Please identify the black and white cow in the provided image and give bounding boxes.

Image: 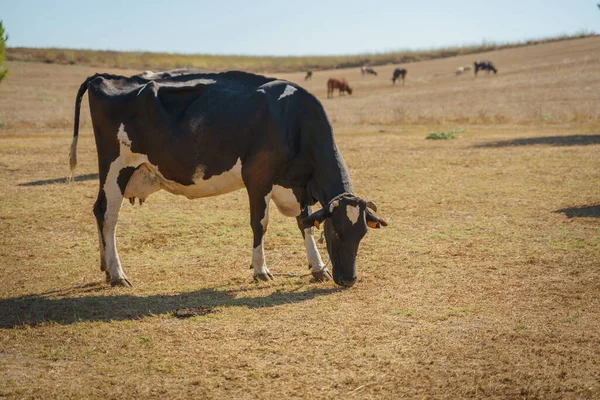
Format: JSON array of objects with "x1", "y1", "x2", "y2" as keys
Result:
[
  {"x1": 473, "y1": 60, "x2": 497, "y2": 76},
  {"x1": 361, "y1": 66, "x2": 377, "y2": 76},
  {"x1": 70, "y1": 71, "x2": 387, "y2": 288},
  {"x1": 392, "y1": 68, "x2": 407, "y2": 84}
]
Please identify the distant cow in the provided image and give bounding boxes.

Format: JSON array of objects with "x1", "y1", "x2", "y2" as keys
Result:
[
  {"x1": 305, "y1": 71, "x2": 312, "y2": 80},
  {"x1": 70, "y1": 71, "x2": 386, "y2": 288},
  {"x1": 392, "y1": 68, "x2": 407, "y2": 84},
  {"x1": 327, "y1": 78, "x2": 353, "y2": 98},
  {"x1": 455, "y1": 66, "x2": 472, "y2": 75},
  {"x1": 361, "y1": 66, "x2": 377, "y2": 76},
  {"x1": 474, "y1": 61, "x2": 497, "y2": 76}
]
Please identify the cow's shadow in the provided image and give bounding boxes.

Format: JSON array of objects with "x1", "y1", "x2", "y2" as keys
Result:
[
  {"x1": 0, "y1": 283, "x2": 338, "y2": 328},
  {"x1": 18, "y1": 173, "x2": 99, "y2": 187},
  {"x1": 474, "y1": 135, "x2": 600, "y2": 148},
  {"x1": 555, "y1": 204, "x2": 600, "y2": 218}
]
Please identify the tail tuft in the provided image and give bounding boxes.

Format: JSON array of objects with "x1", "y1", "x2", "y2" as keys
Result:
[{"x1": 67, "y1": 135, "x2": 78, "y2": 183}]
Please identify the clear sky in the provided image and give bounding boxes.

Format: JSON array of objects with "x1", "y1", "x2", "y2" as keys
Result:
[{"x1": 1, "y1": 0, "x2": 598, "y2": 56}]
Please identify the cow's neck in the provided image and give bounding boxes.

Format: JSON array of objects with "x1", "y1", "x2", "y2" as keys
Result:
[{"x1": 311, "y1": 137, "x2": 353, "y2": 207}]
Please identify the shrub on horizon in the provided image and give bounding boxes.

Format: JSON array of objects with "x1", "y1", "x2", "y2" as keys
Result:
[{"x1": 0, "y1": 21, "x2": 8, "y2": 82}]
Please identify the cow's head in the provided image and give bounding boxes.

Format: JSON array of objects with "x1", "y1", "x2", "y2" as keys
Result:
[
  {"x1": 346, "y1": 86, "x2": 353, "y2": 95},
  {"x1": 302, "y1": 193, "x2": 387, "y2": 287}
]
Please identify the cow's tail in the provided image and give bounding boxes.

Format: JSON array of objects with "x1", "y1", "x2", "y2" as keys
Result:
[{"x1": 69, "y1": 75, "x2": 95, "y2": 182}]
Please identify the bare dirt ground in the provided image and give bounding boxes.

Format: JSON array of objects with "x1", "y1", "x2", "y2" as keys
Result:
[{"x1": 1, "y1": 37, "x2": 599, "y2": 399}]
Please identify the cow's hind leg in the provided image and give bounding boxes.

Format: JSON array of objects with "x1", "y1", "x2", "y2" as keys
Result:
[
  {"x1": 247, "y1": 187, "x2": 273, "y2": 282},
  {"x1": 242, "y1": 162, "x2": 276, "y2": 282},
  {"x1": 93, "y1": 192, "x2": 109, "y2": 282},
  {"x1": 95, "y1": 163, "x2": 134, "y2": 287}
]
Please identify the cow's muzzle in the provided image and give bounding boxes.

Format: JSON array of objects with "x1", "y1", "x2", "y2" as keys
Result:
[{"x1": 334, "y1": 277, "x2": 356, "y2": 288}]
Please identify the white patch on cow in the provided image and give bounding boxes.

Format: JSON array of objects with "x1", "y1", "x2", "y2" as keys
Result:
[
  {"x1": 257, "y1": 89, "x2": 265, "y2": 93},
  {"x1": 261, "y1": 191, "x2": 272, "y2": 230},
  {"x1": 117, "y1": 127, "x2": 132, "y2": 146},
  {"x1": 124, "y1": 164, "x2": 160, "y2": 201},
  {"x1": 178, "y1": 158, "x2": 244, "y2": 199},
  {"x1": 271, "y1": 185, "x2": 301, "y2": 217},
  {"x1": 137, "y1": 81, "x2": 152, "y2": 96},
  {"x1": 304, "y1": 228, "x2": 325, "y2": 272},
  {"x1": 125, "y1": 158, "x2": 245, "y2": 201},
  {"x1": 251, "y1": 243, "x2": 267, "y2": 273},
  {"x1": 329, "y1": 199, "x2": 340, "y2": 214},
  {"x1": 346, "y1": 205, "x2": 360, "y2": 225},
  {"x1": 278, "y1": 84, "x2": 297, "y2": 100},
  {"x1": 195, "y1": 79, "x2": 217, "y2": 85}
]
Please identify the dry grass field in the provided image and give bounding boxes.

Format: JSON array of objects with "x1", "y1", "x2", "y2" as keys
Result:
[
  {"x1": 7, "y1": 33, "x2": 592, "y2": 73},
  {"x1": 1, "y1": 37, "x2": 599, "y2": 399}
]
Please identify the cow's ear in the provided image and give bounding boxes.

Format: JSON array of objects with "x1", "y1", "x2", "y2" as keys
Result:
[
  {"x1": 366, "y1": 209, "x2": 388, "y2": 229},
  {"x1": 301, "y1": 208, "x2": 329, "y2": 230}
]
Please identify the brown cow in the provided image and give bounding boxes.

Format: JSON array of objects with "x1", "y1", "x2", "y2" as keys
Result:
[{"x1": 327, "y1": 78, "x2": 353, "y2": 98}]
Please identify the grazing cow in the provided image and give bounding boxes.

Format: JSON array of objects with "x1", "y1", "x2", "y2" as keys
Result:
[
  {"x1": 361, "y1": 66, "x2": 377, "y2": 76},
  {"x1": 327, "y1": 78, "x2": 353, "y2": 98},
  {"x1": 305, "y1": 71, "x2": 312, "y2": 80},
  {"x1": 474, "y1": 60, "x2": 497, "y2": 76},
  {"x1": 70, "y1": 71, "x2": 386, "y2": 288},
  {"x1": 392, "y1": 68, "x2": 407, "y2": 84},
  {"x1": 455, "y1": 66, "x2": 472, "y2": 75}
]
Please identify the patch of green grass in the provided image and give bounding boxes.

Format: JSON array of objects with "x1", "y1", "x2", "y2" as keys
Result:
[
  {"x1": 426, "y1": 128, "x2": 466, "y2": 140},
  {"x1": 391, "y1": 308, "x2": 415, "y2": 317},
  {"x1": 514, "y1": 324, "x2": 530, "y2": 331},
  {"x1": 426, "y1": 131, "x2": 457, "y2": 140},
  {"x1": 561, "y1": 317, "x2": 580, "y2": 324},
  {"x1": 137, "y1": 336, "x2": 152, "y2": 344}
]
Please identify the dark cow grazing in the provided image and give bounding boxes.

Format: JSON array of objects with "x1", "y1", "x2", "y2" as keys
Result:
[
  {"x1": 474, "y1": 60, "x2": 497, "y2": 76},
  {"x1": 70, "y1": 71, "x2": 386, "y2": 288},
  {"x1": 327, "y1": 78, "x2": 353, "y2": 98},
  {"x1": 305, "y1": 71, "x2": 312, "y2": 80},
  {"x1": 392, "y1": 68, "x2": 407, "y2": 84},
  {"x1": 361, "y1": 66, "x2": 377, "y2": 76}
]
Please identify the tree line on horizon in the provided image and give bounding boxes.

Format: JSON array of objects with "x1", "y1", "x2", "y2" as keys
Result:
[{"x1": 0, "y1": 21, "x2": 8, "y2": 82}]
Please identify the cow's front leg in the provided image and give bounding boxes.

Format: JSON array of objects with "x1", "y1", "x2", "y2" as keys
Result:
[
  {"x1": 296, "y1": 207, "x2": 331, "y2": 282},
  {"x1": 249, "y1": 189, "x2": 273, "y2": 282}
]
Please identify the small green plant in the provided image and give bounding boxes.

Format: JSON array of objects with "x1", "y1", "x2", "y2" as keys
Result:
[
  {"x1": 426, "y1": 131, "x2": 455, "y2": 140},
  {"x1": 426, "y1": 131, "x2": 453, "y2": 140},
  {"x1": 426, "y1": 128, "x2": 467, "y2": 140},
  {"x1": 0, "y1": 20, "x2": 8, "y2": 82}
]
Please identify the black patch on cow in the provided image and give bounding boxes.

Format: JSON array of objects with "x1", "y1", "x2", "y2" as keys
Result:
[
  {"x1": 117, "y1": 167, "x2": 136, "y2": 195},
  {"x1": 93, "y1": 189, "x2": 107, "y2": 248}
]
